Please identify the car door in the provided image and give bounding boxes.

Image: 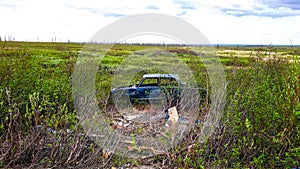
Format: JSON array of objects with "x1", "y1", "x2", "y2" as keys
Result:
[
  {"x1": 136, "y1": 77, "x2": 160, "y2": 101},
  {"x1": 159, "y1": 77, "x2": 180, "y2": 106}
]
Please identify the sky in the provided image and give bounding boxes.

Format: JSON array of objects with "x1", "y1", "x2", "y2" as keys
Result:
[{"x1": 0, "y1": 0, "x2": 300, "y2": 45}]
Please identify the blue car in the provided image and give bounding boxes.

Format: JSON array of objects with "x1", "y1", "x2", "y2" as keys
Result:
[{"x1": 110, "y1": 74, "x2": 182, "y2": 107}]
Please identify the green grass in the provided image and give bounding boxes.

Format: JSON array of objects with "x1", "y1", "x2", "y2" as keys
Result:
[{"x1": 0, "y1": 41, "x2": 299, "y2": 168}]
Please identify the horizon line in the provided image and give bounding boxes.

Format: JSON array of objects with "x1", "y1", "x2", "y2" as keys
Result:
[{"x1": 1, "y1": 40, "x2": 299, "y2": 47}]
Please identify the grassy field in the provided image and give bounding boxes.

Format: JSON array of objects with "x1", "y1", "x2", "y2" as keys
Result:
[{"x1": 0, "y1": 41, "x2": 299, "y2": 168}]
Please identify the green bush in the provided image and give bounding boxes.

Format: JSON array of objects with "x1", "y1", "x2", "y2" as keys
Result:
[{"x1": 0, "y1": 42, "x2": 299, "y2": 168}]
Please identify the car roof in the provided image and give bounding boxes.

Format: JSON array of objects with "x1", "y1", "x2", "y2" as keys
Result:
[{"x1": 143, "y1": 74, "x2": 180, "y2": 80}]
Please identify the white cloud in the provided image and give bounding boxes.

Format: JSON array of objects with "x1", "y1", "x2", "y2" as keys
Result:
[{"x1": 0, "y1": 0, "x2": 299, "y2": 44}]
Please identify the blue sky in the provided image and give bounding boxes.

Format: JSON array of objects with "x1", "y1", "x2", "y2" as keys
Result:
[{"x1": 0, "y1": 0, "x2": 299, "y2": 44}]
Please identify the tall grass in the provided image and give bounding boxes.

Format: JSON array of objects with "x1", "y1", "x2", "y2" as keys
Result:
[
  {"x1": 171, "y1": 47, "x2": 299, "y2": 168},
  {"x1": 0, "y1": 42, "x2": 299, "y2": 168}
]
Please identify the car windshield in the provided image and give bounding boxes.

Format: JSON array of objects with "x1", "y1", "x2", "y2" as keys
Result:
[{"x1": 140, "y1": 78, "x2": 158, "y2": 87}]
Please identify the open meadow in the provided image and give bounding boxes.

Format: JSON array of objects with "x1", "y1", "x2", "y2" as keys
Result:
[{"x1": 0, "y1": 41, "x2": 299, "y2": 168}]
